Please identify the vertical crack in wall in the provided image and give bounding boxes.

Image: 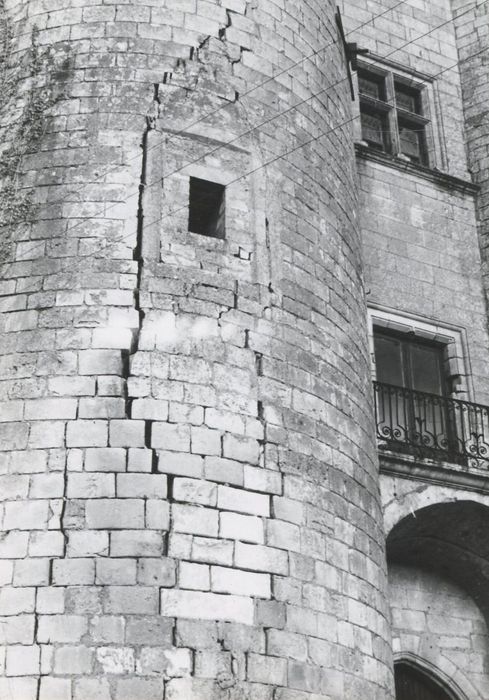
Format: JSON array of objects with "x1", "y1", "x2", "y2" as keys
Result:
[{"x1": 126, "y1": 84, "x2": 162, "y2": 468}]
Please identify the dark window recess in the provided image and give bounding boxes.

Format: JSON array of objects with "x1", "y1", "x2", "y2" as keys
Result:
[
  {"x1": 374, "y1": 330, "x2": 446, "y2": 395},
  {"x1": 395, "y1": 663, "x2": 455, "y2": 700},
  {"x1": 358, "y1": 71, "x2": 386, "y2": 100},
  {"x1": 188, "y1": 177, "x2": 225, "y2": 239}
]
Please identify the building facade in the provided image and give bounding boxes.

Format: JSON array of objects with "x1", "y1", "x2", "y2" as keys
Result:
[{"x1": 0, "y1": 0, "x2": 488, "y2": 698}]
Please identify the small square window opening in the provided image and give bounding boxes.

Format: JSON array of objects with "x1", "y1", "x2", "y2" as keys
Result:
[{"x1": 188, "y1": 177, "x2": 225, "y2": 239}]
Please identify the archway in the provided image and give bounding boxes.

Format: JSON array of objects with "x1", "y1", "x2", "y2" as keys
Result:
[
  {"x1": 387, "y1": 500, "x2": 489, "y2": 623},
  {"x1": 395, "y1": 660, "x2": 459, "y2": 700}
]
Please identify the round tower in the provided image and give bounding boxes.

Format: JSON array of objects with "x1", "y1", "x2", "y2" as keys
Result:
[{"x1": 0, "y1": 1, "x2": 394, "y2": 698}]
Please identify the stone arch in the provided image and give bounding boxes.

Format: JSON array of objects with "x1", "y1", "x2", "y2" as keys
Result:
[
  {"x1": 386, "y1": 499, "x2": 489, "y2": 624},
  {"x1": 393, "y1": 652, "x2": 481, "y2": 700},
  {"x1": 382, "y1": 479, "x2": 489, "y2": 535}
]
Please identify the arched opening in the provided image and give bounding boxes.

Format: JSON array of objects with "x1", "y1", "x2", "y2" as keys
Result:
[
  {"x1": 386, "y1": 500, "x2": 489, "y2": 700},
  {"x1": 395, "y1": 661, "x2": 458, "y2": 700},
  {"x1": 387, "y1": 500, "x2": 489, "y2": 623}
]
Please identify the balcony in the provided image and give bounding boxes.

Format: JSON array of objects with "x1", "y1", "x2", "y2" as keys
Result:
[{"x1": 373, "y1": 381, "x2": 489, "y2": 469}]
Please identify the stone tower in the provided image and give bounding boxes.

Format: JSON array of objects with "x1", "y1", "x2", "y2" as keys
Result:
[{"x1": 0, "y1": 1, "x2": 393, "y2": 699}]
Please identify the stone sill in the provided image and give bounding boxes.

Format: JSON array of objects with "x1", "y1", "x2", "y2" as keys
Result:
[
  {"x1": 355, "y1": 143, "x2": 479, "y2": 196},
  {"x1": 378, "y1": 448, "x2": 489, "y2": 493}
]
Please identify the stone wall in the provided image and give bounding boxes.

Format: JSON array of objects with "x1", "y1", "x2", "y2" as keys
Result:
[
  {"x1": 0, "y1": 1, "x2": 394, "y2": 698},
  {"x1": 389, "y1": 564, "x2": 489, "y2": 699},
  {"x1": 339, "y1": 0, "x2": 489, "y2": 404}
]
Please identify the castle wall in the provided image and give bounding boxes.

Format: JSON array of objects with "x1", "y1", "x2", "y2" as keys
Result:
[
  {"x1": 339, "y1": 0, "x2": 489, "y2": 404},
  {"x1": 389, "y1": 564, "x2": 489, "y2": 700},
  {"x1": 0, "y1": 1, "x2": 394, "y2": 698}
]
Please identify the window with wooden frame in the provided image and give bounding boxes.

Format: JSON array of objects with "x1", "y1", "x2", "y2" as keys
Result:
[{"x1": 357, "y1": 64, "x2": 431, "y2": 166}]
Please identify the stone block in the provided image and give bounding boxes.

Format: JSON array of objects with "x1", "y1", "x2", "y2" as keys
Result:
[
  {"x1": 36, "y1": 588, "x2": 65, "y2": 614},
  {"x1": 66, "y1": 420, "x2": 108, "y2": 447},
  {"x1": 39, "y1": 677, "x2": 71, "y2": 700},
  {"x1": 203, "y1": 455, "x2": 244, "y2": 485},
  {"x1": 125, "y1": 616, "x2": 174, "y2": 645},
  {"x1": 0, "y1": 532, "x2": 29, "y2": 559},
  {"x1": 132, "y1": 398, "x2": 169, "y2": 420},
  {"x1": 179, "y1": 561, "x2": 210, "y2": 590},
  {"x1": 152, "y1": 423, "x2": 190, "y2": 451},
  {"x1": 24, "y1": 398, "x2": 77, "y2": 420},
  {"x1": 96, "y1": 647, "x2": 134, "y2": 674},
  {"x1": 116, "y1": 678, "x2": 164, "y2": 700},
  {"x1": 161, "y1": 589, "x2": 253, "y2": 625},
  {"x1": 137, "y1": 557, "x2": 176, "y2": 586},
  {"x1": 267, "y1": 520, "x2": 301, "y2": 552},
  {"x1": 217, "y1": 485, "x2": 270, "y2": 516},
  {"x1": 0, "y1": 678, "x2": 37, "y2": 700},
  {"x1": 117, "y1": 473, "x2": 167, "y2": 498},
  {"x1": 37, "y1": 615, "x2": 87, "y2": 643},
  {"x1": 54, "y1": 646, "x2": 93, "y2": 674},
  {"x1": 110, "y1": 530, "x2": 164, "y2": 556},
  {"x1": 52, "y1": 558, "x2": 95, "y2": 586},
  {"x1": 191, "y1": 536, "x2": 234, "y2": 565},
  {"x1": 79, "y1": 350, "x2": 122, "y2": 375},
  {"x1": 92, "y1": 327, "x2": 133, "y2": 349},
  {"x1": 85, "y1": 447, "x2": 126, "y2": 471},
  {"x1": 4, "y1": 500, "x2": 49, "y2": 530},
  {"x1": 109, "y1": 419, "x2": 145, "y2": 447},
  {"x1": 86, "y1": 499, "x2": 144, "y2": 529},
  {"x1": 272, "y1": 496, "x2": 304, "y2": 525},
  {"x1": 146, "y1": 499, "x2": 171, "y2": 529},
  {"x1": 78, "y1": 397, "x2": 126, "y2": 419},
  {"x1": 173, "y1": 504, "x2": 219, "y2": 537},
  {"x1": 244, "y1": 465, "x2": 282, "y2": 494},
  {"x1": 67, "y1": 473, "x2": 115, "y2": 498},
  {"x1": 96, "y1": 559, "x2": 137, "y2": 585},
  {"x1": 29, "y1": 473, "x2": 64, "y2": 498},
  {"x1": 0, "y1": 615, "x2": 35, "y2": 644},
  {"x1": 222, "y1": 434, "x2": 260, "y2": 464},
  {"x1": 5, "y1": 644, "x2": 40, "y2": 676},
  {"x1": 105, "y1": 586, "x2": 158, "y2": 614},
  {"x1": 90, "y1": 616, "x2": 125, "y2": 644},
  {"x1": 127, "y1": 448, "x2": 152, "y2": 472},
  {"x1": 0, "y1": 588, "x2": 35, "y2": 615},
  {"x1": 73, "y1": 678, "x2": 111, "y2": 700},
  {"x1": 234, "y1": 542, "x2": 288, "y2": 575},
  {"x1": 219, "y1": 512, "x2": 264, "y2": 543},
  {"x1": 157, "y1": 450, "x2": 203, "y2": 477},
  {"x1": 247, "y1": 653, "x2": 287, "y2": 685},
  {"x1": 13, "y1": 559, "x2": 50, "y2": 586},
  {"x1": 29, "y1": 531, "x2": 65, "y2": 557},
  {"x1": 267, "y1": 629, "x2": 308, "y2": 661},
  {"x1": 173, "y1": 477, "x2": 217, "y2": 506},
  {"x1": 191, "y1": 426, "x2": 221, "y2": 455},
  {"x1": 211, "y1": 566, "x2": 271, "y2": 598}
]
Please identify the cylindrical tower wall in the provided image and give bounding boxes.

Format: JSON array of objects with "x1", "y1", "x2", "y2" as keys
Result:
[{"x1": 0, "y1": 1, "x2": 394, "y2": 698}]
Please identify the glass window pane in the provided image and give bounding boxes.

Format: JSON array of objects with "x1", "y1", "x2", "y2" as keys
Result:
[
  {"x1": 374, "y1": 335, "x2": 404, "y2": 386},
  {"x1": 398, "y1": 119, "x2": 425, "y2": 162},
  {"x1": 409, "y1": 344, "x2": 443, "y2": 395},
  {"x1": 361, "y1": 111, "x2": 387, "y2": 150},
  {"x1": 359, "y1": 72, "x2": 386, "y2": 100},
  {"x1": 395, "y1": 83, "x2": 422, "y2": 114}
]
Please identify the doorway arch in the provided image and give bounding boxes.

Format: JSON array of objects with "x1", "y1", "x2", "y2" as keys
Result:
[{"x1": 395, "y1": 659, "x2": 461, "y2": 700}]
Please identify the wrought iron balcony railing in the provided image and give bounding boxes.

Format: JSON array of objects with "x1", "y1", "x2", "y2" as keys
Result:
[{"x1": 373, "y1": 381, "x2": 489, "y2": 468}]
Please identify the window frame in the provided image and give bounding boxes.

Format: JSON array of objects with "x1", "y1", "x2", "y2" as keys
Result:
[
  {"x1": 355, "y1": 58, "x2": 440, "y2": 168},
  {"x1": 367, "y1": 306, "x2": 473, "y2": 402}
]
